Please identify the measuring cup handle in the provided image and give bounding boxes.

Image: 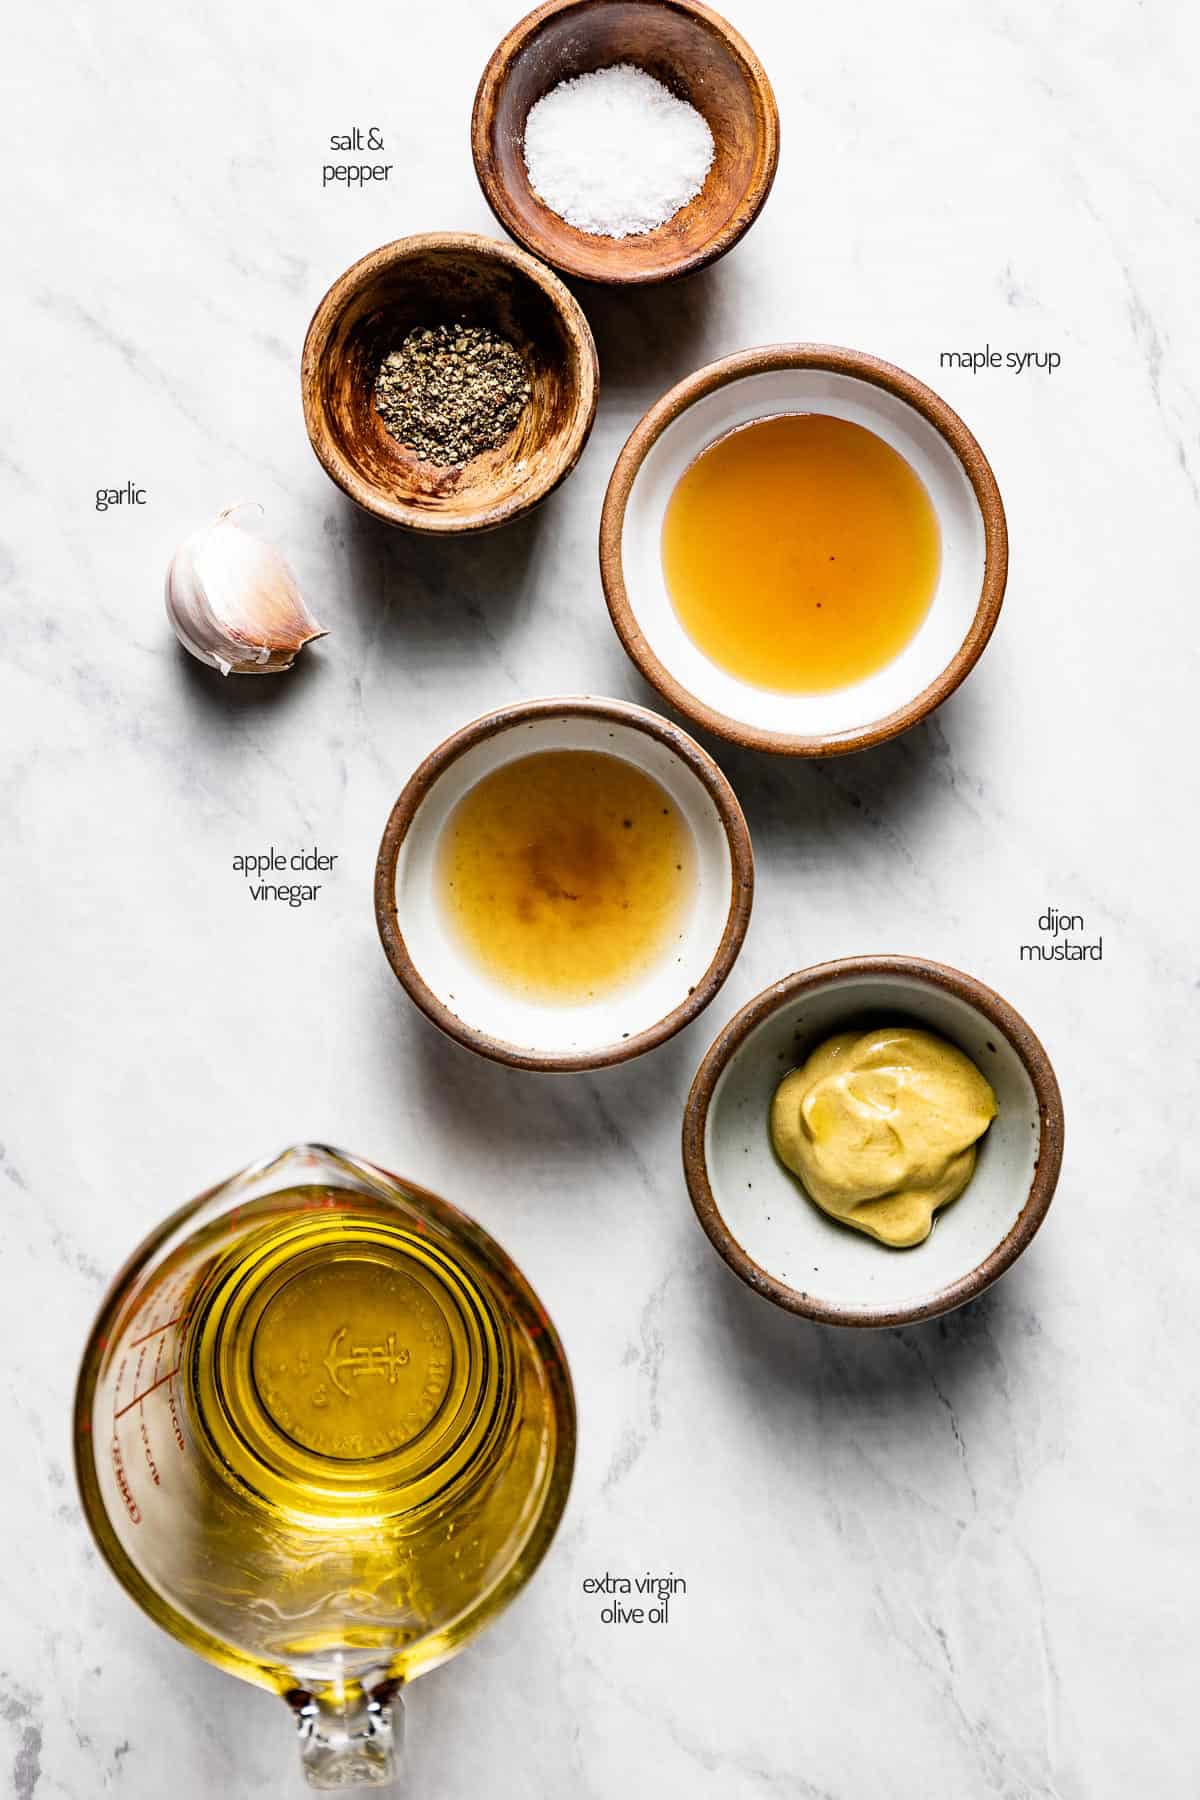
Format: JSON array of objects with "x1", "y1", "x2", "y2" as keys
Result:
[{"x1": 286, "y1": 1679, "x2": 404, "y2": 1790}]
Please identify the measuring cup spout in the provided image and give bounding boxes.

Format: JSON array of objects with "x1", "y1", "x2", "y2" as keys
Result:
[{"x1": 287, "y1": 1679, "x2": 404, "y2": 1790}]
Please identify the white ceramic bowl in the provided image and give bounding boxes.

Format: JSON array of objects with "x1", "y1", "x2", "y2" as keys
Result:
[
  {"x1": 375, "y1": 697, "x2": 754, "y2": 1070},
  {"x1": 600, "y1": 346, "x2": 1008, "y2": 756},
  {"x1": 683, "y1": 958, "x2": 1063, "y2": 1326}
]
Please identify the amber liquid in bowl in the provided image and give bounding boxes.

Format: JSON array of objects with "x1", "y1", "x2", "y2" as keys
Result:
[
  {"x1": 437, "y1": 749, "x2": 694, "y2": 1002},
  {"x1": 661, "y1": 413, "x2": 941, "y2": 693}
]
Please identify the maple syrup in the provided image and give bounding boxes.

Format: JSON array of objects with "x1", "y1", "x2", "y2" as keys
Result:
[{"x1": 661, "y1": 413, "x2": 941, "y2": 693}]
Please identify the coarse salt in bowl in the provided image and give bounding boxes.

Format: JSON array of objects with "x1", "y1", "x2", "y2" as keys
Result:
[
  {"x1": 472, "y1": 0, "x2": 780, "y2": 286},
  {"x1": 523, "y1": 63, "x2": 714, "y2": 239}
]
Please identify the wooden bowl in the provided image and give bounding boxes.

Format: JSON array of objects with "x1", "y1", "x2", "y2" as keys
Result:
[
  {"x1": 301, "y1": 233, "x2": 599, "y2": 534},
  {"x1": 683, "y1": 958, "x2": 1064, "y2": 1327},
  {"x1": 471, "y1": 0, "x2": 779, "y2": 286},
  {"x1": 601, "y1": 345, "x2": 1009, "y2": 755},
  {"x1": 374, "y1": 696, "x2": 754, "y2": 1071}
]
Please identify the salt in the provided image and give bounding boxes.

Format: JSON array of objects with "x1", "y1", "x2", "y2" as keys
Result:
[{"x1": 523, "y1": 63, "x2": 715, "y2": 239}]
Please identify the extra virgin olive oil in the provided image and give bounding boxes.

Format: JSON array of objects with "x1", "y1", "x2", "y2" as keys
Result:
[
  {"x1": 661, "y1": 413, "x2": 941, "y2": 693},
  {"x1": 76, "y1": 1166, "x2": 573, "y2": 1698},
  {"x1": 437, "y1": 750, "x2": 694, "y2": 1001}
]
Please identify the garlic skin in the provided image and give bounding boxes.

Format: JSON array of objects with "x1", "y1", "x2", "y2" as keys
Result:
[{"x1": 165, "y1": 505, "x2": 326, "y2": 676}]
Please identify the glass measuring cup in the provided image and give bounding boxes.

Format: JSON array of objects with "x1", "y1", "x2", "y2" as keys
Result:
[{"x1": 73, "y1": 1144, "x2": 575, "y2": 1790}]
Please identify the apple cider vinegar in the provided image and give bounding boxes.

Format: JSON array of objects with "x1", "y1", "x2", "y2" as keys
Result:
[{"x1": 437, "y1": 750, "x2": 694, "y2": 1002}]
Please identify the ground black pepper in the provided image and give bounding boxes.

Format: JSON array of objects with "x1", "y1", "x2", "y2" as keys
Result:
[{"x1": 373, "y1": 323, "x2": 531, "y2": 466}]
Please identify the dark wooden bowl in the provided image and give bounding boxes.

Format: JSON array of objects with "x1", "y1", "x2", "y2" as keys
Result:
[
  {"x1": 301, "y1": 233, "x2": 599, "y2": 534},
  {"x1": 471, "y1": 0, "x2": 780, "y2": 286}
]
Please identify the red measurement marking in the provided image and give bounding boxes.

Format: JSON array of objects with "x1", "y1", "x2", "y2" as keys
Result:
[
  {"x1": 113, "y1": 1363, "x2": 181, "y2": 1421},
  {"x1": 166, "y1": 1379, "x2": 186, "y2": 1454},
  {"x1": 110, "y1": 1435, "x2": 141, "y2": 1524},
  {"x1": 140, "y1": 1412, "x2": 161, "y2": 1487},
  {"x1": 127, "y1": 1316, "x2": 181, "y2": 1347}
]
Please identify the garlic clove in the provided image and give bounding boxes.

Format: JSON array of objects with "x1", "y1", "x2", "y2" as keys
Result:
[{"x1": 165, "y1": 505, "x2": 327, "y2": 676}]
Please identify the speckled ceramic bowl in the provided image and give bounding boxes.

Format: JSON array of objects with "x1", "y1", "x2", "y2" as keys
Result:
[
  {"x1": 601, "y1": 345, "x2": 1008, "y2": 755},
  {"x1": 375, "y1": 697, "x2": 754, "y2": 1071},
  {"x1": 683, "y1": 958, "x2": 1063, "y2": 1326}
]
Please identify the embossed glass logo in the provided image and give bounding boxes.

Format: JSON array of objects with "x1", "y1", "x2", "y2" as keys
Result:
[{"x1": 315, "y1": 1326, "x2": 412, "y2": 1405}]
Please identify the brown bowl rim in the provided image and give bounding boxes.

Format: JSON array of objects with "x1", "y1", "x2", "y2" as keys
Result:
[
  {"x1": 599, "y1": 344, "x2": 1009, "y2": 753},
  {"x1": 374, "y1": 695, "x2": 755, "y2": 1071},
  {"x1": 300, "y1": 231, "x2": 600, "y2": 535},
  {"x1": 470, "y1": 0, "x2": 781, "y2": 287},
  {"x1": 682, "y1": 955, "x2": 1064, "y2": 1326}
]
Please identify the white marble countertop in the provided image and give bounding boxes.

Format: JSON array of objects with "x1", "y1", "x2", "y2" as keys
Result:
[{"x1": 3, "y1": 0, "x2": 1196, "y2": 1794}]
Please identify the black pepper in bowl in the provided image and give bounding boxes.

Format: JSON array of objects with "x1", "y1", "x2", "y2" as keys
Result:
[{"x1": 373, "y1": 322, "x2": 531, "y2": 466}]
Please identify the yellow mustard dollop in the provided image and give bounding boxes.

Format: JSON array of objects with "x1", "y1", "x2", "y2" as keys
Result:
[{"x1": 770, "y1": 1027, "x2": 998, "y2": 1248}]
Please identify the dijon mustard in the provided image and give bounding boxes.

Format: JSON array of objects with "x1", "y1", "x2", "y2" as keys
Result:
[{"x1": 770, "y1": 1027, "x2": 998, "y2": 1248}]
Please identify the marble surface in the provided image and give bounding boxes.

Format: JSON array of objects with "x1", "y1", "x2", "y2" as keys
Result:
[{"x1": 3, "y1": 0, "x2": 1196, "y2": 1794}]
